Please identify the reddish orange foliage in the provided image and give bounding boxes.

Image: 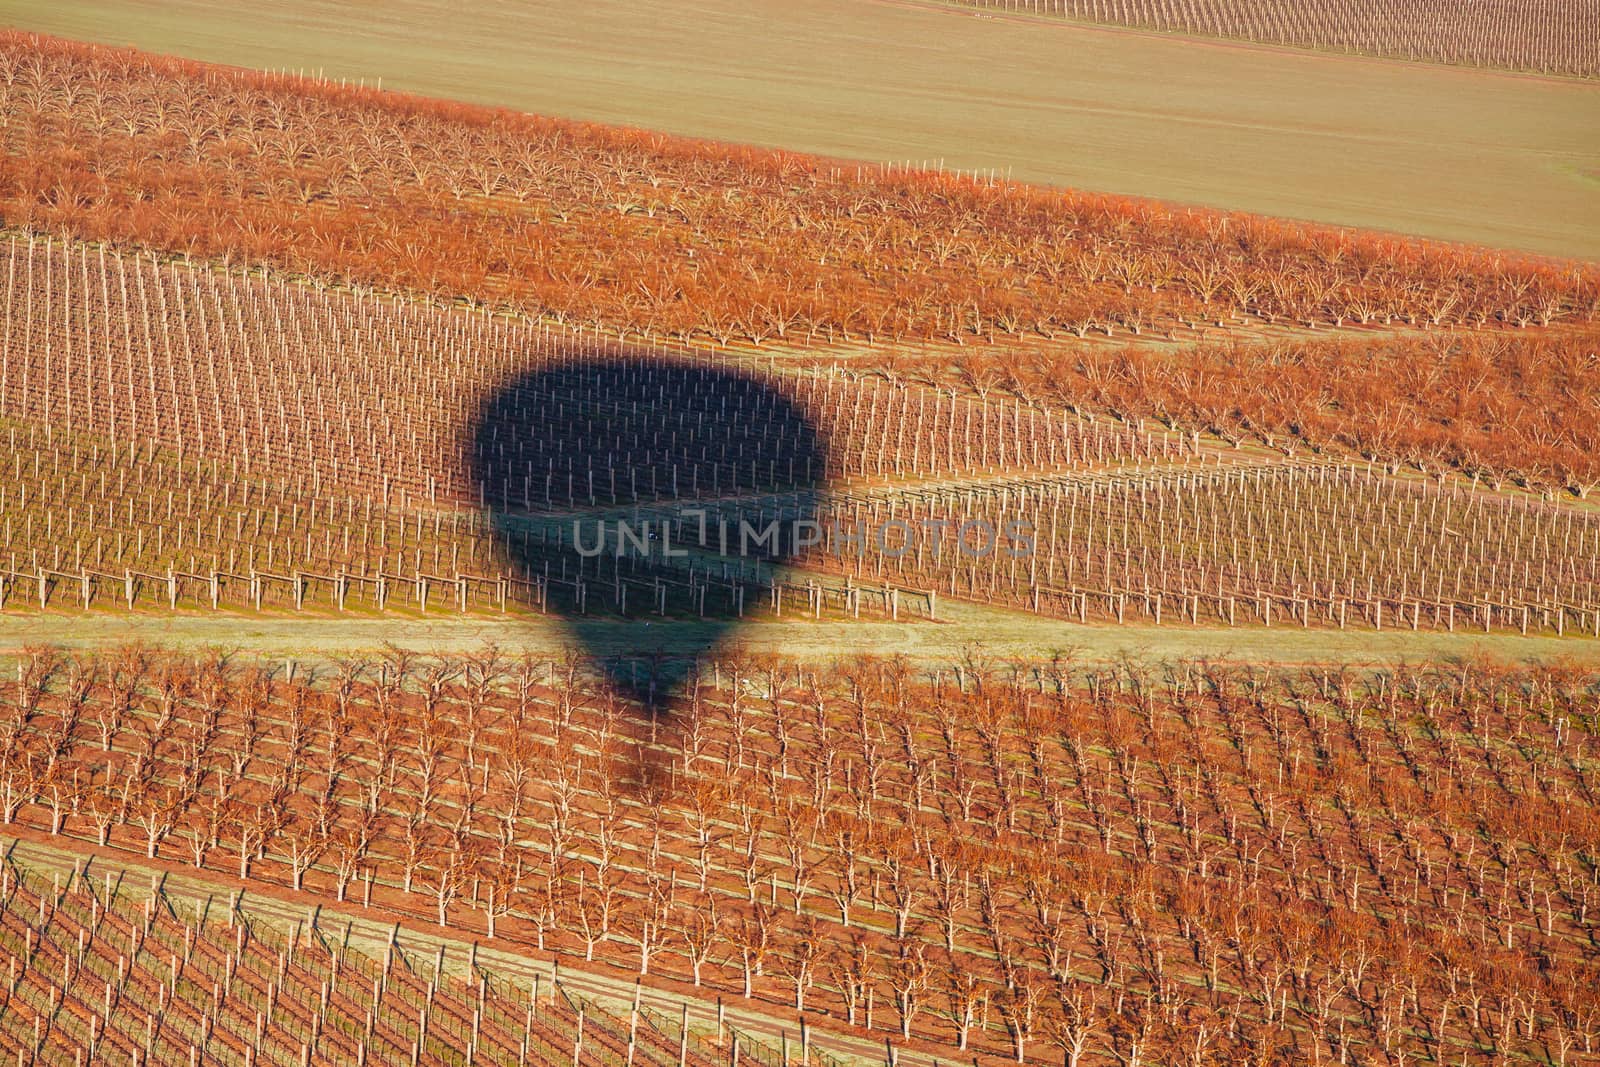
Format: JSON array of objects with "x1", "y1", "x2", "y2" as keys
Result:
[
  {"x1": 910, "y1": 328, "x2": 1600, "y2": 497},
  {"x1": 2, "y1": 32, "x2": 1595, "y2": 351}
]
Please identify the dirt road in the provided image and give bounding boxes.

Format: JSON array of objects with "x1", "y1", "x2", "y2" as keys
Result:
[{"x1": 9, "y1": 600, "x2": 1595, "y2": 665}]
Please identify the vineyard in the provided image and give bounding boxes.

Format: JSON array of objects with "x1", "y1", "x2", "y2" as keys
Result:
[
  {"x1": 4, "y1": 29, "x2": 1598, "y2": 507},
  {"x1": 0, "y1": 237, "x2": 1182, "y2": 508},
  {"x1": 920, "y1": 328, "x2": 1600, "y2": 497},
  {"x1": 0, "y1": 648, "x2": 1593, "y2": 1064},
  {"x1": 0, "y1": 849, "x2": 753, "y2": 1067},
  {"x1": 0, "y1": 234, "x2": 1593, "y2": 635},
  {"x1": 0, "y1": 18, "x2": 1597, "y2": 1067},
  {"x1": 949, "y1": 0, "x2": 1600, "y2": 78},
  {"x1": 817, "y1": 462, "x2": 1600, "y2": 634},
  {"x1": 2, "y1": 32, "x2": 1595, "y2": 355}
]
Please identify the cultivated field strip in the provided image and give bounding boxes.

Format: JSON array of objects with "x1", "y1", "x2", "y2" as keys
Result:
[
  {"x1": 0, "y1": 854, "x2": 719, "y2": 1066},
  {"x1": 914, "y1": 327, "x2": 1600, "y2": 498},
  {"x1": 0, "y1": 236, "x2": 1185, "y2": 509},
  {"x1": 2, "y1": 32, "x2": 1592, "y2": 356},
  {"x1": 951, "y1": 0, "x2": 1600, "y2": 78},
  {"x1": 0, "y1": 426, "x2": 928, "y2": 621},
  {"x1": 802, "y1": 463, "x2": 1600, "y2": 634},
  {"x1": 0, "y1": 650, "x2": 1592, "y2": 1063},
  {"x1": 1, "y1": 408, "x2": 1593, "y2": 632},
  {"x1": 2, "y1": 235, "x2": 1596, "y2": 632}
]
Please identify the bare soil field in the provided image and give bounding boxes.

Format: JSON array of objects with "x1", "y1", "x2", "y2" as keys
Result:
[{"x1": 1, "y1": 0, "x2": 1596, "y2": 257}]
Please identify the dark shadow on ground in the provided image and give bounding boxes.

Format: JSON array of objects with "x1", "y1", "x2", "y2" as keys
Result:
[{"x1": 470, "y1": 353, "x2": 828, "y2": 766}]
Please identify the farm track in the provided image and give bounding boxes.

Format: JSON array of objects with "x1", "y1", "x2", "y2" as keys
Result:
[{"x1": 4, "y1": 601, "x2": 1597, "y2": 665}]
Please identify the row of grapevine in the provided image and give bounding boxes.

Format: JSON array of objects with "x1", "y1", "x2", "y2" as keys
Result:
[
  {"x1": 801, "y1": 462, "x2": 1600, "y2": 634},
  {"x1": 0, "y1": 423, "x2": 941, "y2": 621},
  {"x1": 1, "y1": 405, "x2": 1591, "y2": 632}
]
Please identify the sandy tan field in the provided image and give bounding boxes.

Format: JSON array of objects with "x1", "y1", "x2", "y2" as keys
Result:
[{"x1": 2, "y1": 0, "x2": 1595, "y2": 258}]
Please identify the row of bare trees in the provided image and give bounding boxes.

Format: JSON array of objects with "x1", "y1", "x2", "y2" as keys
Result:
[{"x1": 0, "y1": 645, "x2": 1594, "y2": 1064}]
